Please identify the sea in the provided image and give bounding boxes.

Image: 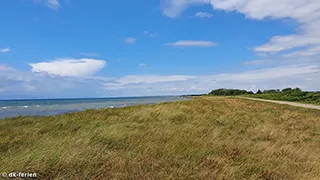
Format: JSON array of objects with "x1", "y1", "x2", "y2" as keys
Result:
[{"x1": 0, "y1": 96, "x2": 187, "y2": 119}]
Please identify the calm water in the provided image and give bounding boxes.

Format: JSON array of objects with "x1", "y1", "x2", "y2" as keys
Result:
[{"x1": 0, "y1": 96, "x2": 187, "y2": 119}]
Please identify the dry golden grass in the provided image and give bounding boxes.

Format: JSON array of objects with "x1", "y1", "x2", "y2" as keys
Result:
[{"x1": 1, "y1": 97, "x2": 320, "y2": 179}]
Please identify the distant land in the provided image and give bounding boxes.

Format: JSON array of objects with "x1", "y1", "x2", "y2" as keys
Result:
[{"x1": 183, "y1": 87, "x2": 320, "y2": 105}]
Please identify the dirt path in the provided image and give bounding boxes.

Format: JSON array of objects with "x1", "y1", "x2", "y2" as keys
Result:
[{"x1": 237, "y1": 97, "x2": 320, "y2": 110}]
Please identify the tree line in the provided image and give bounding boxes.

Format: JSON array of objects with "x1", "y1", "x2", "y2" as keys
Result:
[
  {"x1": 208, "y1": 88, "x2": 320, "y2": 105},
  {"x1": 209, "y1": 88, "x2": 254, "y2": 96}
]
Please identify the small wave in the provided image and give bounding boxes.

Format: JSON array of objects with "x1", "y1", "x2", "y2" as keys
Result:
[
  {"x1": 36, "y1": 105, "x2": 40, "y2": 107},
  {"x1": 2, "y1": 106, "x2": 9, "y2": 109},
  {"x1": 109, "y1": 106, "x2": 114, "y2": 108},
  {"x1": 23, "y1": 106, "x2": 28, "y2": 108}
]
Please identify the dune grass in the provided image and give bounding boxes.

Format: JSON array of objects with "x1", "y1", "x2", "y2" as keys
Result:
[{"x1": 1, "y1": 97, "x2": 320, "y2": 179}]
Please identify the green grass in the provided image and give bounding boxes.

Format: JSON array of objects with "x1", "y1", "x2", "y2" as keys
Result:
[{"x1": 1, "y1": 97, "x2": 320, "y2": 179}]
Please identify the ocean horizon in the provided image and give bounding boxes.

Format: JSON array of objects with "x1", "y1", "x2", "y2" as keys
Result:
[{"x1": 0, "y1": 96, "x2": 187, "y2": 119}]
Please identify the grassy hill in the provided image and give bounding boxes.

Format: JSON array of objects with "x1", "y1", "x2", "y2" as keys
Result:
[{"x1": 1, "y1": 97, "x2": 320, "y2": 179}]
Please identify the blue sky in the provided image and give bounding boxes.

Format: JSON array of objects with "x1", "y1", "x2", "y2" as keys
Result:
[{"x1": 0, "y1": 0, "x2": 319, "y2": 99}]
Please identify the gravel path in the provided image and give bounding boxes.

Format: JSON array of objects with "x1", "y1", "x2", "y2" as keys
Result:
[{"x1": 238, "y1": 97, "x2": 320, "y2": 110}]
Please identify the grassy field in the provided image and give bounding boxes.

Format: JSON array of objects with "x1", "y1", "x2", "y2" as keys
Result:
[{"x1": 1, "y1": 97, "x2": 320, "y2": 179}]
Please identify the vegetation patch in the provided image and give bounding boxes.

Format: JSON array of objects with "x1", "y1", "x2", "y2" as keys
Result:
[{"x1": 205, "y1": 87, "x2": 320, "y2": 105}]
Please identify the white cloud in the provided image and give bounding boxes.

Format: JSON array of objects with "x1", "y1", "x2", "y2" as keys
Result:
[
  {"x1": 0, "y1": 48, "x2": 10, "y2": 53},
  {"x1": 0, "y1": 64, "x2": 13, "y2": 71},
  {"x1": 282, "y1": 46, "x2": 320, "y2": 57},
  {"x1": 161, "y1": 0, "x2": 209, "y2": 18},
  {"x1": 213, "y1": 65, "x2": 319, "y2": 82},
  {"x1": 47, "y1": 0, "x2": 60, "y2": 9},
  {"x1": 242, "y1": 59, "x2": 274, "y2": 65},
  {"x1": 139, "y1": 63, "x2": 147, "y2": 68},
  {"x1": 159, "y1": 86, "x2": 210, "y2": 92},
  {"x1": 33, "y1": 0, "x2": 60, "y2": 10},
  {"x1": 124, "y1": 37, "x2": 137, "y2": 44},
  {"x1": 195, "y1": 12, "x2": 213, "y2": 18},
  {"x1": 23, "y1": 84, "x2": 36, "y2": 91},
  {"x1": 165, "y1": 40, "x2": 218, "y2": 47},
  {"x1": 102, "y1": 65, "x2": 320, "y2": 94},
  {"x1": 257, "y1": 53, "x2": 268, "y2": 57},
  {"x1": 162, "y1": 0, "x2": 320, "y2": 20},
  {"x1": 29, "y1": 58, "x2": 106, "y2": 77},
  {"x1": 161, "y1": 0, "x2": 320, "y2": 55},
  {"x1": 254, "y1": 35, "x2": 320, "y2": 53},
  {"x1": 0, "y1": 66, "x2": 107, "y2": 99},
  {"x1": 103, "y1": 75, "x2": 196, "y2": 91},
  {"x1": 144, "y1": 31, "x2": 158, "y2": 37},
  {"x1": 79, "y1": 52, "x2": 100, "y2": 57},
  {"x1": 117, "y1": 75, "x2": 196, "y2": 84}
]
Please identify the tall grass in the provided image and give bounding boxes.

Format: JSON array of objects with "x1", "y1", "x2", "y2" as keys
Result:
[{"x1": 1, "y1": 97, "x2": 320, "y2": 179}]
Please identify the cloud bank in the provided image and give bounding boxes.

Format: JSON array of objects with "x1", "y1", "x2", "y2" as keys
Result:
[
  {"x1": 165, "y1": 40, "x2": 218, "y2": 47},
  {"x1": 33, "y1": 0, "x2": 60, "y2": 10},
  {"x1": 161, "y1": 0, "x2": 320, "y2": 57},
  {"x1": 124, "y1": 38, "x2": 137, "y2": 44},
  {"x1": 1, "y1": 63, "x2": 319, "y2": 99},
  {"x1": 195, "y1": 12, "x2": 213, "y2": 18},
  {"x1": 29, "y1": 58, "x2": 106, "y2": 77},
  {"x1": 0, "y1": 48, "x2": 10, "y2": 53}
]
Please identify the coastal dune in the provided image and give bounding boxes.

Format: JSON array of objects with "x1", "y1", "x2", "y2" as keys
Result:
[{"x1": 1, "y1": 96, "x2": 320, "y2": 179}]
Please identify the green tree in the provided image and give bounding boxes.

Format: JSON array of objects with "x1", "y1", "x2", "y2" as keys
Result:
[
  {"x1": 256, "y1": 90, "x2": 262, "y2": 94},
  {"x1": 282, "y1": 88, "x2": 293, "y2": 93}
]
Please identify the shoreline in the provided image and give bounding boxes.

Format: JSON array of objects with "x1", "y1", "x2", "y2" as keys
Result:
[{"x1": 0, "y1": 97, "x2": 191, "y2": 120}]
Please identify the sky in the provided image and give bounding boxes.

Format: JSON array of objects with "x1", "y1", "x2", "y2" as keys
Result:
[{"x1": 0, "y1": 0, "x2": 319, "y2": 99}]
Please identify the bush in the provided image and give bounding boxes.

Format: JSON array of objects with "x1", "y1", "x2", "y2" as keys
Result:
[{"x1": 209, "y1": 89, "x2": 250, "y2": 96}]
